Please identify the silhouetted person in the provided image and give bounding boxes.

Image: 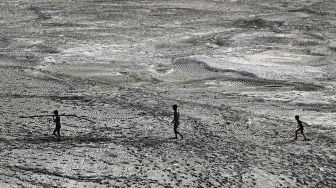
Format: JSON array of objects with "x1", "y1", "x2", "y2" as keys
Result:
[
  {"x1": 53, "y1": 110, "x2": 61, "y2": 139},
  {"x1": 172, "y1": 104, "x2": 183, "y2": 139},
  {"x1": 295, "y1": 115, "x2": 308, "y2": 140}
]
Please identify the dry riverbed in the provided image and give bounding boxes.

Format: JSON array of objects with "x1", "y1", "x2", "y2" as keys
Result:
[{"x1": 1, "y1": 0, "x2": 336, "y2": 187}]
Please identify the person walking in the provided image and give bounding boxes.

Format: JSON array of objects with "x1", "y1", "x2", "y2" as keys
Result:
[
  {"x1": 172, "y1": 104, "x2": 183, "y2": 139},
  {"x1": 53, "y1": 110, "x2": 61, "y2": 139},
  {"x1": 294, "y1": 115, "x2": 308, "y2": 140}
]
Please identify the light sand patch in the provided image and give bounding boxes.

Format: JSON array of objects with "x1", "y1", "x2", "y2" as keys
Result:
[{"x1": 242, "y1": 168, "x2": 296, "y2": 187}]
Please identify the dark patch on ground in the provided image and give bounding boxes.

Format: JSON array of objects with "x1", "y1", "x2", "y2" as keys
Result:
[
  {"x1": 41, "y1": 22, "x2": 86, "y2": 28},
  {"x1": 214, "y1": 37, "x2": 233, "y2": 47},
  {"x1": 234, "y1": 18, "x2": 285, "y2": 31},
  {"x1": 33, "y1": 44, "x2": 59, "y2": 54},
  {"x1": 174, "y1": 58, "x2": 257, "y2": 78},
  {"x1": 294, "y1": 103, "x2": 336, "y2": 113},
  {"x1": 0, "y1": 37, "x2": 10, "y2": 48},
  {"x1": 288, "y1": 7, "x2": 330, "y2": 16},
  {"x1": 28, "y1": 6, "x2": 52, "y2": 20},
  {"x1": 0, "y1": 53, "x2": 40, "y2": 64}
]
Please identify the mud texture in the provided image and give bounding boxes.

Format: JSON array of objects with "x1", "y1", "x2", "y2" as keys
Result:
[{"x1": 1, "y1": 0, "x2": 336, "y2": 187}]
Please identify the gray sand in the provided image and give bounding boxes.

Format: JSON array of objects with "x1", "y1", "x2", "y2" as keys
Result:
[{"x1": 1, "y1": 0, "x2": 336, "y2": 187}]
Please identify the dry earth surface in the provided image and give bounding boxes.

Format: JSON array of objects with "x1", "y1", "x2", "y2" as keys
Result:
[{"x1": 0, "y1": 0, "x2": 336, "y2": 187}]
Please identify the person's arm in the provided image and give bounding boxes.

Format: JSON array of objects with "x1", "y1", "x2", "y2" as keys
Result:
[{"x1": 303, "y1": 121, "x2": 309, "y2": 126}]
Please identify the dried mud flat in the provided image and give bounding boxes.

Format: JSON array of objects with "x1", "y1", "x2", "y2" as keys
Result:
[{"x1": 1, "y1": 0, "x2": 336, "y2": 187}]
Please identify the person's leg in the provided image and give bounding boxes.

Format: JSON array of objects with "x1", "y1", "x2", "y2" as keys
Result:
[
  {"x1": 176, "y1": 122, "x2": 183, "y2": 139},
  {"x1": 301, "y1": 129, "x2": 307, "y2": 140},
  {"x1": 177, "y1": 131, "x2": 183, "y2": 139},
  {"x1": 174, "y1": 125, "x2": 178, "y2": 139},
  {"x1": 57, "y1": 129, "x2": 61, "y2": 138},
  {"x1": 53, "y1": 128, "x2": 57, "y2": 137},
  {"x1": 295, "y1": 129, "x2": 299, "y2": 139}
]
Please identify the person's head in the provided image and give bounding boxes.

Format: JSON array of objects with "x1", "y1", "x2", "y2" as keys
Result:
[
  {"x1": 54, "y1": 110, "x2": 59, "y2": 116},
  {"x1": 295, "y1": 115, "x2": 299, "y2": 120},
  {"x1": 173, "y1": 104, "x2": 178, "y2": 110}
]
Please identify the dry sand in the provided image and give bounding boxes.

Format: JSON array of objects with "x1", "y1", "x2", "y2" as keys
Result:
[{"x1": 1, "y1": 0, "x2": 336, "y2": 187}]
